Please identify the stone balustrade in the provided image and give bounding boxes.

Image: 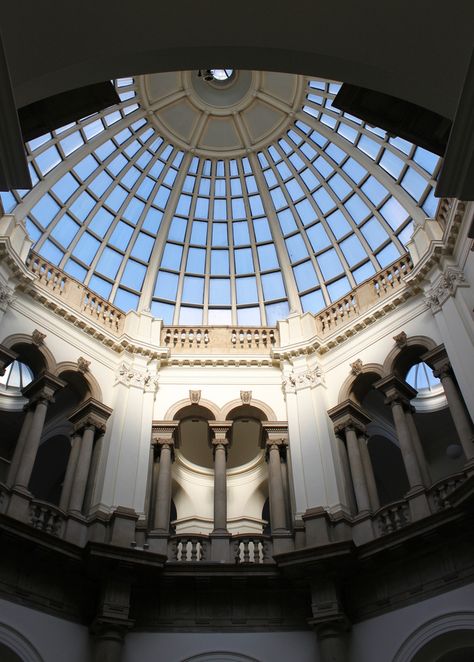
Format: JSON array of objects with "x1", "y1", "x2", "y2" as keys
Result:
[
  {"x1": 27, "y1": 252, "x2": 125, "y2": 335},
  {"x1": 169, "y1": 535, "x2": 209, "y2": 561},
  {"x1": 233, "y1": 535, "x2": 272, "y2": 564},
  {"x1": 161, "y1": 326, "x2": 279, "y2": 353},
  {"x1": 25, "y1": 251, "x2": 416, "y2": 354},
  {"x1": 374, "y1": 500, "x2": 411, "y2": 535},
  {"x1": 29, "y1": 500, "x2": 65, "y2": 537},
  {"x1": 315, "y1": 255, "x2": 413, "y2": 338},
  {"x1": 428, "y1": 471, "x2": 468, "y2": 512}
]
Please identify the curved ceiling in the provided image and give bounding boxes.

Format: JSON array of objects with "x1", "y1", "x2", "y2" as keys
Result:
[
  {"x1": 1, "y1": 73, "x2": 440, "y2": 327},
  {"x1": 2, "y1": 1, "x2": 474, "y2": 119}
]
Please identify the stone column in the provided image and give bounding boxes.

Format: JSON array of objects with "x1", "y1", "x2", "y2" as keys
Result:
[
  {"x1": 6, "y1": 404, "x2": 34, "y2": 487},
  {"x1": 264, "y1": 433, "x2": 288, "y2": 533},
  {"x1": 152, "y1": 436, "x2": 175, "y2": 532},
  {"x1": 209, "y1": 425, "x2": 230, "y2": 534},
  {"x1": 358, "y1": 434, "x2": 380, "y2": 511},
  {"x1": 374, "y1": 375, "x2": 430, "y2": 520},
  {"x1": 67, "y1": 399, "x2": 112, "y2": 515},
  {"x1": 406, "y1": 407, "x2": 431, "y2": 486},
  {"x1": 12, "y1": 372, "x2": 66, "y2": 491},
  {"x1": 91, "y1": 575, "x2": 133, "y2": 662},
  {"x1": 58, "y1": 431, "x2": 81, "y2": 511},
  {"x1": 310, "y1": 577, "x2": 349, "y2": 662},
  {"x1": 423, "y1": 345, "x2": 474, "y2": 462},
  {"x1": 328, "y1": 401, "x2": 375, "y2": 515}
]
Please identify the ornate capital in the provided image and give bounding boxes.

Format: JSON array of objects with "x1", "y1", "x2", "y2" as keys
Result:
[
  {"x1": 69, "y1": 397, "x2": 112, "y2": 437},
  {"x1": 328, "y1": 400, "x2": 372, "y2": 436},
  {"x1": 116, "y1": 361, "x2": 159, "y2": 392},
  {"x1": 282, "y1": 365, "x2": 324, "y2": 393},
  {"x1": 425, "y1": 268, "x2": 467, "y2": 313},
  {"x1": 373, "y1": 374, "x2": 417, "y2": 409}
]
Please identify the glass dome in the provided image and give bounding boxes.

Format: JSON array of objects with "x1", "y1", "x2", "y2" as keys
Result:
[{"x1": 1, "y1": 72, "x2": 441, "y2": 327}]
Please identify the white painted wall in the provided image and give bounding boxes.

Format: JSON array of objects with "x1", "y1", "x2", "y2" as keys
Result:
[
  {"x1": 123, "y1": 631, "x2": 320, "y2": 662},
  {"x1": 0, "y1": 598, "x2": 90, "y2": 662}
]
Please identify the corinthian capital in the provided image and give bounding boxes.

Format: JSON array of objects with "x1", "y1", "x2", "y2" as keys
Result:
[{"x1": 425, "y1": 268, "x2": 467, "y2": 313}]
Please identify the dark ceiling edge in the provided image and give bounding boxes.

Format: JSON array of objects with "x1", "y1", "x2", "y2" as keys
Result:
[
  {"x1": 0, "y1": 31, "x2": 31, "y2": 191},
  {"x1": 436, "y1": 46, "x2": 474, "y2": 204}
]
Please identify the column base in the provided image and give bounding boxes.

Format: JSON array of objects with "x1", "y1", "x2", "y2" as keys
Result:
[
  {"x1": 271, "y1": 530, "x2": 294, "y2": 555},
  {"x1": 64, "y1": 512, "x2": 88, "y2": 546},
  {"x1": 146, "y1": 530, "x2": 169, "y2": 555},
  {"x1": 209, "y1": 531, "x2": 231, "y2": 562},
  {"x1": 6, "y1": 487, "x2": 32, "y2": 524},
  {"x1": 109, "y1": 507, "x2": 139, "y2": 547},
  {"x1": 406, "y1": 486, "x2": 431, "y2": 520}
]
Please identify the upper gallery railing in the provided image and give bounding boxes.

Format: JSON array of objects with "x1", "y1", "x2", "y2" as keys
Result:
[{"x1": 25, "y1": 251, "x2": 414, "y2": 352}]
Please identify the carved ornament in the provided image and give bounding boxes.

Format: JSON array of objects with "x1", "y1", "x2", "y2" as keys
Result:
[
  {"x1": 0, "y1": 283, "x2": 15, "y2": 310},
  {"x1": 393, "y1": 331, "x2": 407, "y2": 348},
  {"x1": 116, "y1": 362, "x2": 159, "y2": 392},
  {"x1": 350, "y1": 359, "x2": 363, "y2": 376},
  {"x1": 425, "y1": 268, "x2": 467, "y2": 313},
  {"x1": 240, "y1": 390, "x2": 252, "y2": 404},
  {"x1": 32, "y1": 329, "x2": 46, "y2": 345},
  {"x1": 282, "y1": 366, "x2": 324, "y2": 393},
  {"x1": 189, "y1": 389, "x2": 201, "y2": 404},
  {"x1": 77, "y1": 357, "x2": 90, "y2": 373}
]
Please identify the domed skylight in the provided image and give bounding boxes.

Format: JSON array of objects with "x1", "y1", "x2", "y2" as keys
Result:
[{"x1": 1, "y1": 73, "x2": 440, "y2": 327}]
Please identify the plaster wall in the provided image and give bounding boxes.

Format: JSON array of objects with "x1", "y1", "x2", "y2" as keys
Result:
[{"x1": 0, "y1": 597, "x2": 90, "y2": 662}]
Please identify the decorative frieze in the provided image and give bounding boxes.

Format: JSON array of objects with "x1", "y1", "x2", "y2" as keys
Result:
[
  {"x1": 425, "y1": 268, "x2": 468, "y2": 313},
  {"x1": 0, "y1": 282, "x2": 15, "y2": 311},
  {"x1": 282, "y1": 366, "x2": 324, "y2": 393},
  {"x1": 116, "y1": 362, "x2": 159, "y2": 392}
]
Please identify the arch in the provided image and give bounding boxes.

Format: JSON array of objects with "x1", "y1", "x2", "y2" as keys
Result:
[
  {"x1": 55, "y1": 361, "x2": 103, "y2": 402},
  {"x1": 338, "y1": 363, "x2": 384, "y2": 404},
  {"x1": 221, "y1": 398, "x2": 276, "y2": 422},
  {"x1": 165, "y1": 398, "x2": 219, "y2": 421},
  {"x1": 392, "y1": 611, "x2": 474, "y2": 662},
  {"x1": 1, "y1": 334, "x2": 56, "y2": 375},
  {"x1": 382, "y1": 335, "x2": 438, "y2": 378},
  {"x1": 0, "y1": 623, "x2": 43, "y2": 662},
  {"x1": 182, "y1": 652, "x2": 260, "y2": 662}
]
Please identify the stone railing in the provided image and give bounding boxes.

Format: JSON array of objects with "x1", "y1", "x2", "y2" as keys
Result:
[
  {"x1": 169, "y1": 535, "x2": 209, "y2": 561},
  {"x1": 29, "y1": 500, "x2": 65, "y2": 537},
  {"x1": 233, "y1": 535, "x2": 272, "y2": 563},
  {"x1": 161, "y1": 326, "x2": 279, "y2": 353},
  {"x1": 374, "y1": 499, "x2": 411, "y2": 535},
  {"x1": 27, "y1": 253, "x2": 125, "y2": 335},
  {"x1": 428, "y1": 471, "x2": 468, "y2": 512},
  {"x1": 315, "y1": 255, "x2": 413, "y2": 338}
]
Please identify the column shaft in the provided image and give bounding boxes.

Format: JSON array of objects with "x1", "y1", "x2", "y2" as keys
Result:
[
  {"x1": 7, "y1": 407, "x2": 34, "y2": 486},
  {"x1": 267, "y1": 444, "x2": 287, "y2": 532},
  {"x1": 14, "y1": 399, "x2": 49, "y2": 490},
  {"x1": 153, "y1": 443, "x2": 173, "y2": 531},
  {"x1": 406, "y1": 409, "x2": 431, "y2": 486},
  {"x1": 213, "y1": 443, "x2": 227, "y2": 533},
  {"x1": 91, "y1": 629, "x2": 124, "y2": 662},
  {"x1": 69, "y1": 426, "x2": 95, "y2": 514},
  {"x1": 358, "y1": 435, "x2": 380, "y2": 511},
  {"x1": 390, "y1": 401, "x2": 423, "y2": 489},
  {"x1": 345, "y1": 427, "x2": 371, "y2": 513},
  {"x1": 440, "y1": 373, "x2": 474, "y2": 460},
  {"x1": 59, "y1": 433, "x2": 81, "y2": 511}
]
